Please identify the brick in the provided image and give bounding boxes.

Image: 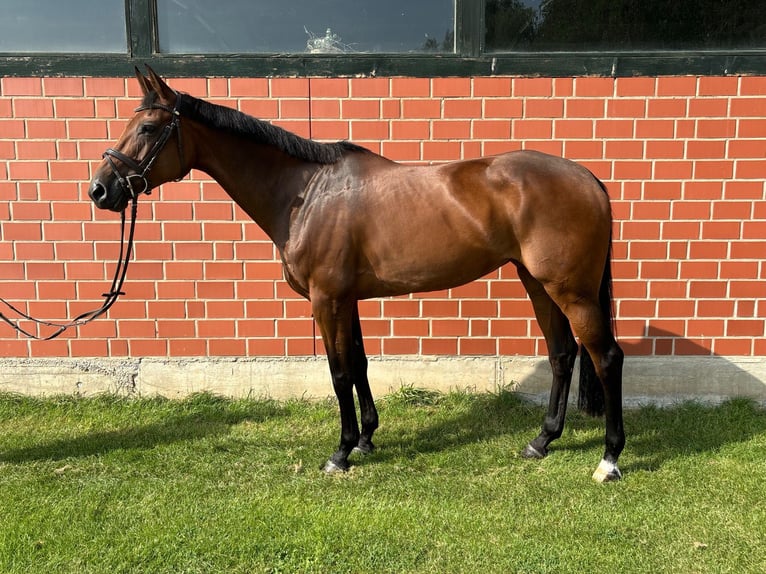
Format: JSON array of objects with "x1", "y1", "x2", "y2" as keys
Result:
[
  {"x1": 615, "y1": 77, "x2": 656, "y2": 97},
  {"x1": 43, "y1": 78, "x2": 83, "y2": 97},
  {"x1": 553, "y1": 119, "x2": 592, "y2": 139},
  {"x1": 595, "y1": 119, "x2": 633, "y2": 138},
  {"x1": 27, "y1": 119, "x2": 67, "y2": 139},
  {"x1": 645, "y1": 140, "x2": 684, "y2": 159},
  {"x1": 729, "y1": 139, "x2": 766, "y2": 158},
  {"x1": 735, "y1": 160, "x2": 766, "y2": 179},
  {"x1": 0, "y1": 119, "x2": 25, "y2": 138},
  {"x1": 351, "y1": 120, "x2": 389, "y2": 140},
  {"x1": 566, "y1": 98, "x2": 605, "y2": 118},
  {"x1": 2, "y1": 77, "x2": 42, "y2": 96},
  {"x1": 382, "y1": 141, "x2": 420, "y2": 161},
  {"x1": 513, "y1": 78, "x2": 552, "y2": 97},
  {"x1": 350, "y1": 78, "x2": 390, "y2": 98},
  {"x1": 484, "y1": 98, "x2": 523, "y2": 118},
  {"x1": 432, "y1": 120, "x2": 470, "y2": 140},
  {"x1": 67, "y1": 119, "x2": 108, "y2": 139},
  {"x1": 391, "y1": 78, "x2": 430, "y2": 98},
  {"x1": 280, "y1": 99, "x2": 310, "y2": 119},
  {"x1": 607, "y1": 99, "x2": 646, "y2": 118},
  {"x1": 401, "y1": 99, "x2": 441, "y2": 119},
  {"x1": 687, "y1": 319, "x2": 725, "y2": 337},
  {"x1": 613, "y1": 161, "x2": 651, "y2": 180},
  {"x1": 647, "y1": 99, "x2": 686, "y2": 118},
  {"x1": 524, "y1": 98, "x2": 564, "y2": 118},
  {"x1": 443, "y1": 99, "x2": 482, "y2": 119},
  {"x1": 694, "y1": 160, "x2": 742, "y2": 180},
  {"x1": 239, "y1": 99, "x2": 279, "y2": 119},
  {"x1": 701, "y1": 220, "x2": 741, "y2": 239},
  {"x1": 695, "y1": 119, "x2": 736, "y2": 138},
  {"x1": 574, "y1": 77, "x2": 614, "y2": 97},
  {"x1": 55, "y1": 99, "x2": 95, "y2": 118},
  {"x1": 513, "y1": 119, "x2": 552, "y2": 140},
  {"x1": 17, "y1": 141, "x2": 56, "y2": 160},
  {"x1": 740, "y1": 77, "x2": 766, "y2": 95},
  {"x1": 654, "y1": 161, "x2": 693, "y2": 180},
  {"x1": 459, "y1": 338, "x2": 496, "y2": 355},
  {"x1": 14, "y1": 98, "x2": 54, "y2": 118},
  {"x1": 342, "y1": 99, "x2": 380, "y2": 119},
  {"x1": 473, "y1": 77, "x2": 511, "y2": 97},
  {"x1": 9, "y1": 161, "x2": 48, "y2": 180},
  {"x1": 311, "y1": 121, "x2": 349, "y2": 140},
  {"x1": 725, "y1": 181, "x2": 764, "y2": 200},
  {"x1": 423, "y1": 141, "x2": 461, "y2": 160},
  {"x1": 270, "y1": 78, "x2": 309, "y2": 98},
  {"x1": 553, "y1": 78, "x2": 573, "y2": 97},
  {"x1": 657, "y1": 76, "x2": 697, "y2": 96},
  {"x1": 688, "y1": 99, "x2": 729, "y2": 118},
  {"x1": 730, "y1": 98, "x2": 766, "y2": 117},
  {"x1": 687, "y1": 140, "x2": 726, "y2": 159},
  {"x1": 432, "y1": 78, "x2": 471, "y2": 97},
  {"x1": 309, "y1": 99, "x2": 340, "y2": 119}
]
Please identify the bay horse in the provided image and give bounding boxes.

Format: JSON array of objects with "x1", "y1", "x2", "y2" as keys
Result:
[{"x1": 89, "y1": 67, "x2": 625, "y2": 482}]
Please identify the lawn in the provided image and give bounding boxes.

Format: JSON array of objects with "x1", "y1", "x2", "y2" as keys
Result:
[{"x1": 0, "y1": 389, "x2": 765, "y2": 573}]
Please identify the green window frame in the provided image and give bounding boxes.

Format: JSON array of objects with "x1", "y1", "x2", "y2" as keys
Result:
[{"x1": 1, "y1": 0, "x2": 764, "y2": 77}]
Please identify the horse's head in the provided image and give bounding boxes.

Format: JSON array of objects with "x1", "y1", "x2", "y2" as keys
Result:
[{"x1": 88, "y1": 66, "x2": 188, "y2": 212}]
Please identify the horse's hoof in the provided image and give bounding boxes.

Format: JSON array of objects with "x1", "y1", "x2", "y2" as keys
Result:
[
  {"x1": 352, "y1": 442, "x2": 375, "y2": 456},
  {"x1": 592, "y1": 459, "x2": 622, "y2": 483},
  {"x1": 521, "y1": 443, "x2": 547, "y2": 459},
  {"x1": 322, "y1": 459, "x2": 348, "y2": 474}
]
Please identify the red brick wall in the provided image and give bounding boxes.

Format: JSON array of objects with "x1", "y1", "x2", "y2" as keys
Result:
[{"x1": 0, "y1": 75, "x2": 764, "y2": 359}]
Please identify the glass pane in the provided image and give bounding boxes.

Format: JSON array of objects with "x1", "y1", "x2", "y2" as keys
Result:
[
  {"x1": 0, "y1": 0, "x2": 126, "y2": 53},
  {"x1": 486, "y1": 0, "x2": 766, "y2": 52},
  {"x1": 157, "y1": 0, "x2": 455, "y2": 54}
]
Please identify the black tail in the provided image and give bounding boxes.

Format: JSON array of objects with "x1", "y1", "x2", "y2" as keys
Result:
[{"x1": 577, "y1": 176, "x2": 615, "y2": 417}]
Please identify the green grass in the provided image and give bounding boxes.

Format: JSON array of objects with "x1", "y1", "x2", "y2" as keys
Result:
[{"x1": 1, "y1": 389, "x2": 765, "y2": 573}]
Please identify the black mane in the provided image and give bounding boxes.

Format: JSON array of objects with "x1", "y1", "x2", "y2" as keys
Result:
[{"x1": 146, "y1": 92, "x2": 366, "y2": 164}]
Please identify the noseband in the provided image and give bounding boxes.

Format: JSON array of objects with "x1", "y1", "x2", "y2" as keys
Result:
[
  {"x1": 0, "y1": 93, "x2": 186, "y2": 341},
  {"x1": 102, "y1": 92, "x2": 185, "y2": 199}
]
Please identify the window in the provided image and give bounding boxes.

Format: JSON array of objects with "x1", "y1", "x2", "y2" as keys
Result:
[
  {"x1": 0, "y1": 0, "x2": 126, "y2": 53},
  {"x1": 0, "y1": 0, "x2": 764, "y2": 76},
  {"x1": 486, "y1": 0, "x2": 766, "y2": 52},
  {"x1": 157, "y1": 0, "x2": 455, "y2": 54}
]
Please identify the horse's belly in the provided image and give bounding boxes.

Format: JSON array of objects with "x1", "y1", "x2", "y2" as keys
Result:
[{"x1": 358, "y1": 236, "x2": 510, "y2": 298}]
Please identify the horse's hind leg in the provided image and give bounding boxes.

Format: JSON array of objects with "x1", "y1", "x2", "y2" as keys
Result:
[
  {"x1": 351, "y1": 305, "x2": 378, "y2": 455},
  {"x1": 562, "y1": 299, "x2": 625, "y2": 482},
  {"x1": 516, "y1": 266, "x2": 579, "y2": 460}
]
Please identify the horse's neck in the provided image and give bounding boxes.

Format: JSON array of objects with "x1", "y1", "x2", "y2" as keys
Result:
[{"x1": 190, "y1": 125, "x2": 319, "y2": 249}]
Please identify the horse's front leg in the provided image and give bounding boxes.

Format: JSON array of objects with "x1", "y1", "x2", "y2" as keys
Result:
[
  {"x1": 351, "y1": 305, "x2": 378, "y2": 456},
  {"x1": 311, "y1": 293, "x2": 359, "y2": 473}
]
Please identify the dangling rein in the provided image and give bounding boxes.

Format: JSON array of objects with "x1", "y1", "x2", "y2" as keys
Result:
[
  {"x1": 0, "y1": 95, "x2": 182, "y2": 341},
  {"x1": 0, "y1": 196, "x2": 139, "y2": 341}
]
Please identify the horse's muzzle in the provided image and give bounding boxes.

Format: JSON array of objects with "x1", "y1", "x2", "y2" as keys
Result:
[{"x1": 88, "y1": 178, "x2": 128, "y2": 212}]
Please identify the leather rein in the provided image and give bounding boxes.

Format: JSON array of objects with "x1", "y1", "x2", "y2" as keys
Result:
[{"x1": 0, "y1": 94, "x2": 184, "y2": 341}]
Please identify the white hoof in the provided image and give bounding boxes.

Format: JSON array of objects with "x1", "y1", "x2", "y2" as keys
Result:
[
  {"x1": 592, "y1": 459, "x2": 622, "y2": 483},
  {"x1": 322, "y1": 460, "x2": 347, "y2": 474}
]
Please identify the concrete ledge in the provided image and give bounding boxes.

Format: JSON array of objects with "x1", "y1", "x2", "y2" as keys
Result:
[{"x1": 1, "y1": 355, "x2": 765, "y2": 406}]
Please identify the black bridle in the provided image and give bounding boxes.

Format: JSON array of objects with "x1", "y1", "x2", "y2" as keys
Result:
[
  {"x1": 0, "y1": 94, "x2": 185, "y2": 341},
  {"x1": 103, "y1": 93, "x2": 185, "y2": 199}
]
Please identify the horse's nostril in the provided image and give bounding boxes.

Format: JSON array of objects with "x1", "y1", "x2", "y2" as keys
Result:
[{"x1": 88, "y1": 180, "x2": 107, "y2": 206}]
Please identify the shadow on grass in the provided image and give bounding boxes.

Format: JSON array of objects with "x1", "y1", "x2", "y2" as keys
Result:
[
  {"x1": 0, "y1": 393, "x2": 292, "y2": 464},
  {"x1": 2, "y1": 362, "x2": 765, "y2": 475},
  {"x1": 370, "y1": 378, "x2": 766, "y2": 474}
]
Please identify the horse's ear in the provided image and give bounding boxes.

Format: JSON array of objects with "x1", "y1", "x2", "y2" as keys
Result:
[
  {"x1": 144, "y1": 65, "x2": 175, "y2": 103},
  {"x1": 134, "y1": 66, "x2": 152, "y2": 96}
]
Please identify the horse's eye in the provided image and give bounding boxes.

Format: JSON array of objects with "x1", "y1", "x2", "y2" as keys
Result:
[{"x1": 139, "y1": 123, "x2": 157, "y2": 136}]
